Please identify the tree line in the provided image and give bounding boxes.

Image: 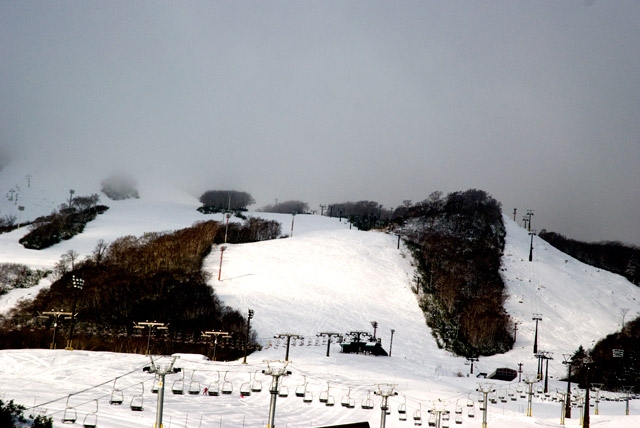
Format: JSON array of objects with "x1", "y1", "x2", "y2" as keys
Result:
[
  {"x1": 399, "y1": 189, "x2": 512, "y2": 357},
  {"x1": 0, "y1": 219, "x2": 282, "y2": 358}
]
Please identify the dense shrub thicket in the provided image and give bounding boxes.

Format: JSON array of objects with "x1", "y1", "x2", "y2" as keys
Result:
[
  {"x1": 199, "y1": 190, "x2": 254, "y2": 211},
  {"x1": 18, "y1": 204, "x2": 108, "y2": 250},
  {"x1": 0, "y1": 263, "x2": 50, "y2": 296},
  {"x1": 398, "y1": 189, "x2": 512, "y2": 357},
  {"x1": 0, "y1": 220, "x2": 264, "y2": 359},
  {"x1": 259, "y1": 200, "x2": 309, "y2": 214},
  {"x1": 539, "y1": 231, "x2": 640, "y2": 285}
]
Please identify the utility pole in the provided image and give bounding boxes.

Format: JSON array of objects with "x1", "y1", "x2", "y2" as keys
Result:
[
  {"x1": 532, "y1": 313, "x2": 542, "y2": 354},
  {"x1": 274, "y1": 333, "x2": 302, "y2": 361},
  {"x1": 202, "y1": 330, "x2": 229, "y2": 361},
  {"x1": 317, "y1": 332, "x2": 341, "y2": 357},
  {"x1": 527, "y1": 210, "x2": 534, "y2": 231},
  {"x1": 513, "y1": 208, "x2": 517, "y2": 222},
  {"x1": 374, "y1": 383, "x2": 397, "y2": 428},
  {"x1": 389, "y1": 329, "x2": 395, "y2": 356},
  {"x1": 529, "y1": 230, "x2": 536, "y2": 262},
  {"x1": 562, "y1": 354, "x2": 573, "y2": 419},
  {"x1": 217, "y1": 245, "x2": 227, "y2": 281},
  {"x1": 477, "y1": 383, "x2": 495, "y2": 428},
  {"x1": 41, "y1": 310, "x2": 73, "y2": 349},
  {"x1": 542, "y1": 352, "x2": 553, "y2": 393},
  {"x1": 243, "y1": 309, "x2": 254, "y2": 364},
  {"x1": 263, "y1": 360, "x2": 291, "y2": 428},
  {"x1": 134, "y1": 321, "x2": 168, "y2": 355},
  {"x1": 290, "y1": 213, "x2": 296, "y2": 237},
  {"x1": 66, "y1": 275, "x2": 84, "y2": 350},
  {"x1": 143, "y1": 355, "x2": 181, "y2": 428}
]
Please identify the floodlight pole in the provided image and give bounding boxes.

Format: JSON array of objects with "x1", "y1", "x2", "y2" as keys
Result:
[
  {"x1": 243, "y1": 309, "x2": 254, "y2": 364},
  {"x1": 66, "y1": 275, "x2": 84, "y2": 350},
  {"x1": 224, "y1": 213, "x2": 231, "y2": 243},
  {"x1": 317, "y1": 332, "x2": 341, "y2": 357},
  {"x1": 371, "y1": 321, "x2": 378, "y2": 340},
  {"x1": 274, "y1": 333, "x2": 302, "y2": 361}
]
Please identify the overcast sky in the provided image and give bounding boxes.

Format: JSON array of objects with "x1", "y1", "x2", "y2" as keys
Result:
[{"x1": 1, "y1": 1, "x2": 639, "y2": 244}]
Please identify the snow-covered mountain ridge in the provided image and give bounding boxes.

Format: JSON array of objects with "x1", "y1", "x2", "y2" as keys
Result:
[{"x1": 1, "y1": 162, "x2": 640, "y2": 427}]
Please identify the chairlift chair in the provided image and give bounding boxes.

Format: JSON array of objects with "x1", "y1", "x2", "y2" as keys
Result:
[
  {"x1": 341, "y1": 388, "x2": 356, "y2": 409},
  {"x1": 109, "y1": 378, "x2": 124, "y2": 405},
  {"x1": 130, "y1": 383, "x2": 144, "y2": 411},
  {"x1": 319, "y1": 383, "x2": 330, "y2": 403},
  {"x1": 240, "y1": 372, "x2": 252, "y2": 397},
  {"x1": 361, "y1": 391, "x2": 374, "y2": 410},
  {"x1": 303, "y1": 391, "x2": 313, "y2": 403},
  {"x1": 188, "y1": 370, "x2": 201, "y2": 395},
  {"x1": 172, "y1": 370, "x2": 185, "y2": 395},
  {"x1": 413, "y1": 404, "x2": 423, "y2": 426},
  {"x1": 326, "y1": 394, "x2": 335, "y2": 406},
  {"x1": 221, "y1": 371, "x2": 233, "y2": 395},
  {"x1": 466, "y1": 393, "x2": 474, "y2": 407},
  {"x1": 467, "y1": 406, "x2": 475, "y2": 418},
  {"x1": 82, "y1": 399, "x2": 98, "y2": 428},
  {"x1": 454, "y1": 399, "x2": 463, "y2": 414},
  {"x1": 152, "y1": 375, "x2": 160, "y2": 394},
  {"x1": 208, "y1": 371, "x2": 221, "y2": 396},
  {"x1": 62, "y1": 396, "x2": 77, "y2": 424},
  {"x1": 295, "y1": 376, "x2": 308, "y2": 397},
  {"x1": 398, "y1": 396, "x2": 407, "y2": 421},
  {"x1": 251, "y1": 370, "x2": 263, "y2": 393},
  {"x1": 427, "y1": 411, "x2": 436, "y2": 427},
  {"x1": 278, "y1": 378, "x2": 289, "y2": 398},
  {"x1": 455, "y1": 414, "x2": 463, "y2": 424}
]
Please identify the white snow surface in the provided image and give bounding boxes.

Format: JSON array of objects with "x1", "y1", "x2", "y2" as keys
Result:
[{"x1": 1, "y1": 174, "x2": 640, "y2": 427}]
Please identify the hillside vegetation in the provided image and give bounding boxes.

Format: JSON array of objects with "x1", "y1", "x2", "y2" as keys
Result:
[
  {"x1": 397, "y1": 189, "x2": 512, "y2": 357},
  {"x1": 0, "y1": 219, "x2": 282, "y2": 358}
]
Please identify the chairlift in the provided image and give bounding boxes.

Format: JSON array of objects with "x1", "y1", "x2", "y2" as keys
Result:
[
  {"x1": 188, "y1": 370, "x2": 201, "y2": 395},
  {"x1": 341, "y1": 388, "x2": 356, "y2": 409},
  {"x1": 221, "y1": 371, "x2": 233, "y2": 395},
  {"x1": 454, "y1": 399, "x2": 463, "y2": 414},
  {"x1": 361, "y1": 391, "x2": 374, "y2": 410},
  {"x1": 152, "y1": 375, "x2": 160, "y2": 394},
  {"x1": 427, "y1": 411, "x2": 436, "y2": 427},
  {"x1": 442, "y1": 410, "x2": 450, "y2": 421},
  {"x1": 130, "y1": 382, "x2": 144, "y2": 411},
  {"x1": 207, "y1": 371, "x2": 221, "y2": 396},
  {"x1": 467, "y1": 406, "x2": 475, "y2": 418},
  {"x1": 62, "y1": 396, "x2": 77, "y2": 424},
  {"x1": 240, "y1": 372, "x2": 252, "y2": 397},
  {"x1": 295, "y1": 376, "x2": 308, "y2": 397},
  {"x1": 413, "y1": 404, "x2": 422, "y2": 426},
  {"x1": 455, "y1": 414, "x2": 463, "y2": 424},
  {"x1": 109, "y1": 378, "x2": 124, "y2": 405},
  {"x1": 278, "y1": 378, "x2": 289, "y2": 397},
  {"x1": 319, "y1": 382, "x2": 330, "y2": 403},
  {"x1": 172, "y1": 369, "x2": 185, "y2": 395},
  {"x1": 303, "y1": 390, "x2": 313, "y2": 403},
  {"x1": 398, "y1": 394, "x2": 407, "y2": 419},
  {"x1": 466, "y1": 393, "x2": 475, "y2": 407},
  {"x1": 251, "y1": 370, "x2": 263, "y2": 393},
  {"x1": 326, "y1": 394, "x2": 335, "y2": 407},
  {"x1": 82, "y1": 399, "x2": 98, "y2": 428}
]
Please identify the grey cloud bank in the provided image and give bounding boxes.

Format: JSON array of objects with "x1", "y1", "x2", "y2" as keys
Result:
[{"x1": 1, "y1": 1, "x2": 639, "y2": 244}]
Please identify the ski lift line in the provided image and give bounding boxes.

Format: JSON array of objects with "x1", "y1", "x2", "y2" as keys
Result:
[{"x1": 25, "y1": 363, "x2": 148, "y2": 411}]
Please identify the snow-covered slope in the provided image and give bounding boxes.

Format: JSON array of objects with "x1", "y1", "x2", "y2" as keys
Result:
[{"x1": 1, "y1": 166, "x2": 639, "y2": 427}]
